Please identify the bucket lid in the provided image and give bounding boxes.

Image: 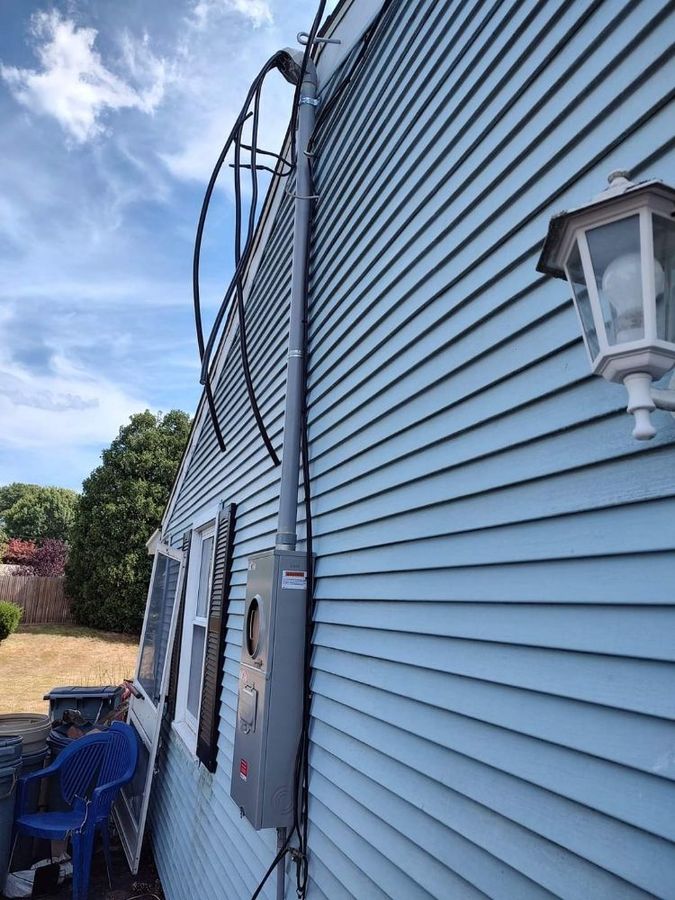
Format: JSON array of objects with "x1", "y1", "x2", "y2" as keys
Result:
[
  {"x1": 44, "y1": 685, "x2": 120, "y2": 700},
  {"x1": 0, "y1": 714, "x2": 50, "y2": 735}
]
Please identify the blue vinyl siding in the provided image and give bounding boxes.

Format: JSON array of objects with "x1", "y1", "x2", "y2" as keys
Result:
[{"x1": 151, "y1": 0, "x2": 675, "y2": 897}]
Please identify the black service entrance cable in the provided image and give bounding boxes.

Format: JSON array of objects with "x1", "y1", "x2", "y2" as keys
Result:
[
  {"x1": 307, "y1": 0, "x2": 399, "y2": 160},
  {"x1": 193, "y1": 52, "x2": 295, "y2": 462},
  {"x1": 231, "y1": 85, "x2": 281, "y2": 466}
]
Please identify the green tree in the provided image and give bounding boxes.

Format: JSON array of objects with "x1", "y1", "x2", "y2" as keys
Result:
[
  {"x1": 67, "y1": 410, "x2": 191, "y2": 633},
  {"x1": 0, "y1": 483, "x2": 40, "y2": 518},
  {"x1": 2, "y1": 485, "x2": 79, "y2": 542}
]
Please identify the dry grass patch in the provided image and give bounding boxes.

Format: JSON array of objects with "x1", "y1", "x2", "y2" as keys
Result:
[{"x1": 0, "y1": 624, "x2": 138, "y2": 714}]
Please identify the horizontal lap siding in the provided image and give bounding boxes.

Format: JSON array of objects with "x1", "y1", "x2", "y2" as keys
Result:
[
  {"x1": 153, "y1": 0, "x2": 675, "y2": 898},
  {"x1": 307, "y1": 0, "x2": 675, "y2": 896}
]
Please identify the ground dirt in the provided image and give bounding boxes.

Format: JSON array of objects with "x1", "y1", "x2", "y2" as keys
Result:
[
  {"x1": 0, "y1": 625, "x2": 138, "y2": 714},
  {"x1": 3, "y1": 831, "x2": 164, "y2": 900}
]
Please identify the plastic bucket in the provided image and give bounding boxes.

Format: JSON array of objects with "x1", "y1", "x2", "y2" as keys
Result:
[
  {"x1": 0, "y1": 736, "x2": 22, "y2": 768},
  {"x1": 10, "y1": 746, "x2": 49, "y2": 871},
  {"x1": 46, "y1": 729, "x2": 71, "y2": 758},
  {"x1": 0, "y1": 715, "x2": 50, "y2": 756},
  {"x1": 0, "y1": 756, "x2": 22, "y2": 889},
  {"x1": 0, "y1": 723, "x2": 51, "y2": 874}
]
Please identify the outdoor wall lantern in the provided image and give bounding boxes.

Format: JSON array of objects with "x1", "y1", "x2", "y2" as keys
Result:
[{"x1": 537, "y1": 170, "x2": 675, "y2": 439}]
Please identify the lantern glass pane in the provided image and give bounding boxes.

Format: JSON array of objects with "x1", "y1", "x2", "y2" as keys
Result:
[
  {"x1": 565, "y1": 240, "x2": 599, "y2": 359},
  {"x1": 653, "y1": 213, "x2": 675, "y2": 344},
  {"x1": 586, "y1": 214, "x2": 643, "y2": 345}
]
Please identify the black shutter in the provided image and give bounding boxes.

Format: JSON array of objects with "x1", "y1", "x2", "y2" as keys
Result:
[
  {"x1": 166, "y1": 530, "x2": 191, "y2": 720},
  {"x1": 197, "y1": 502, "x2": 236, "y2": 772}
]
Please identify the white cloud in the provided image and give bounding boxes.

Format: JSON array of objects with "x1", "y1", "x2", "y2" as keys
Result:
[
  {"x1": 0, "y1": 0, "x2": 325, "y2": 487},
  {"x1": 159, "y1": 88, "x2": 292, "y2": 184},
  {"x1": 0, "y1": 296, "x2": 142, "y2": 478},
  {"x1": 191, "y1": 0, "x2": 274, "y2": 30},
  {"x1": 0, "y1": 351, "x2": 148, "y2": 453},
  {"x1": 160, "y1": 4, "x2": 295, "y2": 183},
  {"x1": 1, "y1": 11, "x2": 168, "y2": 142}
]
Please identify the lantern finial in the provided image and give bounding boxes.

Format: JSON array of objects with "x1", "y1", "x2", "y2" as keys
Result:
[
  {"x1": 595, "y1": 169, "x2": 634, "y2": 200},
  {"x1": 607, "y1": 169, "x2": 631, "y2": 185}
]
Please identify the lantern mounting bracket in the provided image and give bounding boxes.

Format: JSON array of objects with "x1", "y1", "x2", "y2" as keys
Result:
[
  {"x1": 652, "y1": 370, "x2": 675, "y2": 413},
  {"x1": 624, "y1": 373, "x2": 675, "y2": 440}
]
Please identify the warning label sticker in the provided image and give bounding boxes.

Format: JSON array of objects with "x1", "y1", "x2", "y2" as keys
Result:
[
  {"x1": 281, "y1": 569, "x2": 307, "y2": 591},
  {"x1": 240, "y1": 759, "x2": 248, "y2": 781}
]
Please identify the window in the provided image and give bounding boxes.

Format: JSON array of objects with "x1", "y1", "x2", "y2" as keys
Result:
[
  {"x1": 137, "y1": 552, "x2": 181, "y2": 706},
  {"x1": 167, "y1": 503, "x2": 236, "y2": 770},
  {"x1": 175, "y1": 518, "x2": 215, "y2": 750}
]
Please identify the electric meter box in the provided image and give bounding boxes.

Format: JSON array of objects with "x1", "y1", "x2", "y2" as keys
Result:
[{"x1": 230, "y1": 548, "x2": 308, "y2": 830}]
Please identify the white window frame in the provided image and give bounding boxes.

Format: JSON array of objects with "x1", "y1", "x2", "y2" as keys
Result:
[{"x1": 173, "y1": 507, "x2": 217, "y2": 754}]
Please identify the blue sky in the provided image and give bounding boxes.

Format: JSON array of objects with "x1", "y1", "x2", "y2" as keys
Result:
[{"x1": 0, "y1": 0, "x2": 334, "y2": 491}]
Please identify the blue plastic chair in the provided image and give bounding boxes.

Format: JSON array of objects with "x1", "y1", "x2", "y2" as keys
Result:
[{"x1": 12, "y1": 721, "x2": 138, "y2": 900}]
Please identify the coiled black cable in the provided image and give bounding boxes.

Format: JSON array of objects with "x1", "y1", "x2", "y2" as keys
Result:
[{"x1": 193, "y1": 52, "x2": 292, "y2": 461}]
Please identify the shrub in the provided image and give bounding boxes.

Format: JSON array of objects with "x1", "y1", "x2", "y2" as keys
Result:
[
  {"x1": 0, "y1": 601, "x2": 21, "y2": 641},
  {"x1": 4, "y1": 538, "x2": 36, "y2": 566},
  {"x1": 28, "y1": 539, "x2": 69, "y2": 576}
]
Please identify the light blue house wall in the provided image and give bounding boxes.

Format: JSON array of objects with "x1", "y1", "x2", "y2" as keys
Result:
[{"x1": 150, "y1": 0, "x2": 675, "y2": 896}]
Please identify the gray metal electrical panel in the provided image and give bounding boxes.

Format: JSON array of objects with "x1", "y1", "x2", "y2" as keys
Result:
[{"x1": 230, "y1": 548, "x2": 308, "y2": 830}]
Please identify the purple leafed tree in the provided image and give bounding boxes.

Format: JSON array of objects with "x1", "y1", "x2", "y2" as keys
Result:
[{"x1": 12, "y1": 539, "x2": 69, "y2": 577}]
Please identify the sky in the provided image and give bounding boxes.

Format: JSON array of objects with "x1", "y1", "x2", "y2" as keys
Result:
[{"x1": 0, "y1": 0, "x2": 336, "y2": 491}]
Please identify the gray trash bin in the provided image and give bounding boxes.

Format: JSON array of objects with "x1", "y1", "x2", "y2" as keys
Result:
[{"x1": 44, "y1": 686, "x2": 123, "y2": 724}]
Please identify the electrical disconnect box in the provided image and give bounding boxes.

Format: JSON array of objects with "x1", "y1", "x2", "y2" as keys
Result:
[{"x1": 230, "y1": 549, "x2": 308, "y2": 830}]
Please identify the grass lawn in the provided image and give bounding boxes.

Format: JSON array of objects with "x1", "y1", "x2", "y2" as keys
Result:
[{"x1": 0, "y1": 624, "x2": 138, "y2": 714}]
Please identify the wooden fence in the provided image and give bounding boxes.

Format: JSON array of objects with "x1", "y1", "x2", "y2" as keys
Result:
[{"x1": 0, "y1": 575, "x2": 72, "y2": 624}]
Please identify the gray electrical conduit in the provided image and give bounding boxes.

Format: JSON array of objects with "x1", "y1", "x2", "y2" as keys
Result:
[
  {"x1": 275, "y1": 60, "x2": 319, "y2": 552},
  {"x1": 275, "y1": 58, "x2": 318, "y2": 900},
  {"x1": 248, "y1": 52, "x2": 319, "y2": 900}
]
